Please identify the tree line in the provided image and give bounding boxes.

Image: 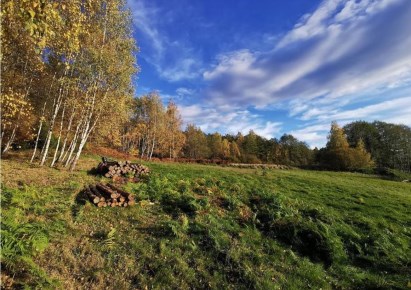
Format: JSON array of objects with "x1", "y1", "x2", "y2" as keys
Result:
[
  {"x1": 104, "y1": 93, "x2": 410, "y2": 172},
  {"x1": 342, "y1": 121, "x2": 411, "y2": 172}
]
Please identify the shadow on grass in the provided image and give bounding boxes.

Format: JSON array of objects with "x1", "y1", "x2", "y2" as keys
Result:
[
  {"x1": 0, "y1": 187, "x2": 13, "y2": 208},
  {"x1": 87, "y1": 167, "x2": 101, "y2": 176},
  {"x1": 134, "y1": 225, "x2": 174, "y2": 238},
  {"x1": 71, "y1": 189, "x2": 89, "y2": 219}
]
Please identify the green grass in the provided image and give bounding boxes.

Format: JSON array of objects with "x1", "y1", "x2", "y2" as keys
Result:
[{"x1": 1, "y1": 153, "x2": 410, "y2": 289}]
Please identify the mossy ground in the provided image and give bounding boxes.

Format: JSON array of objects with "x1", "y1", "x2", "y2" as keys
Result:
[{"x1": 1, "y1": 151, "x2": 410, "y2": 289}]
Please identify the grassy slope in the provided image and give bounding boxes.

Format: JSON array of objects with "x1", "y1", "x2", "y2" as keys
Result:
[{"x1": 1, "y1": 153, "x2": 410, "y2": 289}]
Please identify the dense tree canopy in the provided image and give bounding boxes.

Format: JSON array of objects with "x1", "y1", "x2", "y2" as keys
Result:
[
  {"x1": 120, "y1": 93, "x2": 185, "y2": 160},
  {"x1": 317, "y1": 122, "x2": 373, "y2": 170},
  {"x1": 183, "y1": 124, "x2": 210, "y2": 159},
  {"x1": 344, "y1": 121, "x2": 411, "y2": 171},
  {"x1": 1, "y1": 0, "x2": 137, "y2": 170}
]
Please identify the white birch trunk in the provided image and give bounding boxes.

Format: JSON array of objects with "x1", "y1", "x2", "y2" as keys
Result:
[
  {"x1": 30, "y1": 101, "x2": 47, "y2": 162},
  {"x1": 63, "y1": 121, "x2": 81, "y2": 167},
  {"x1": 149, "y1": 137, "x2": 155, "y2": 160},
  {"x1": 39, "y1": 61, "x2": 72, "y2": 166},
  {"x1": 2, "y1": 124, "x2": 18, "y2": 154},
  {"x1": 39, "y1": 95, "x2": 62, "y2": 166},
  {"x1": 57, "y1": 107, "x2": 75, "y2": 163},
  {"x1": 68, "y1": 89, "x2": 105, "y2": 171},
  {"x1": 140, "y1": 136, "x2": 147, "y2": 158},
  {"x1": 67, "y1": 11, "x2": 110, "y2": 171},
  {"x1": 68, "y1": 126, "x2": 88, "y2": 171},
  {"x1": 50, "y1": 102, "x2": 66, "y2": 167}
]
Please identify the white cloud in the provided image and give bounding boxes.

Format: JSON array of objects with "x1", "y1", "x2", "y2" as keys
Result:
[
  {"x1": 253, "y1": 122, "x2": 283, "y2": 139},
  {"x1": 289, "y1": 96, "x2": 411, "y2": 148},
  {"x1": 176, "y1": 87, "x2": 195, "y2": 97},
  {"x1": 291, "y1": 131, "x2": 327, "y2": 149},
  {"x1": 277, "y1": 0, "x2": 343, "y2": 48},
  {"x1": 159, "y1": 58, "x2": 200, "y2": 82},
  {"x1": 324, "y1": 97, "x2": 411, "y2": 121},
  {"x1": 290, "y1": 123, "x2": 328, "y2": 148},
  {"x1": 292, "y1": 95, "x2": 411, "y2": 123},
  {"x1": 127, "y1": 0, "x2": 203, "y2": 82},
  {"x1": 178, "y1": 104, "x2": 282, "y2": 139},
  {"x1": 204, "y1": 0, "x2": 411, "y2": 111},
  {"x1": 204, "y1": 50, "x2": 262, "y2": 80},
  {"x1": 127, "y1": 1, "x2": 164, "y2": 60},
  {"x1": 384, "y1": 113, "x2": 411, "y2": 126},
  {"x1": 129, "y1": 0, "x2": 411, "y2": 147}
]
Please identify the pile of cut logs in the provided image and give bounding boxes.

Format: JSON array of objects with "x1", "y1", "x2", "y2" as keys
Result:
[
  {"x1": 85, "y1": 183, "x2": 136, "y2": 207},
  {"x1": 97, "y1": 160, "x2": 150, "y2": 180}
]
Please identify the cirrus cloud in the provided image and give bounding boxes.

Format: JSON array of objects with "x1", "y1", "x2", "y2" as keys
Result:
[{"x1": 204, "y1": 0, "x2": 411, "y2": 110}]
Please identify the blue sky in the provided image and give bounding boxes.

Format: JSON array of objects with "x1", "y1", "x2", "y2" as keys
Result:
[{"x1": 127, "y1": 0, "x2": 411, "y2": 148}]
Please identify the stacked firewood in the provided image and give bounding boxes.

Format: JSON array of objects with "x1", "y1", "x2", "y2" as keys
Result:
[
  {"x1": 85, "y1": 183, "x2": 136, "y2": 207},
  {"x1": 97, "y1": 160, "x2": 150, "y2": 179}
]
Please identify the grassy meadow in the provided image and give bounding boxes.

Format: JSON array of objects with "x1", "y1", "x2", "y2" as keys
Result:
[{"x1": 1, "y1": 152, "x2": 410, "y2": 289}]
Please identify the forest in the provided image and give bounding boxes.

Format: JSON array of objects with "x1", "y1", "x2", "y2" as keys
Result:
[
  {"x1": 2, "y1": 1, "x2": 411, "y2": 173},
  {"x1": 1, "y1": 0, "x2": 136, "y2": 170}
]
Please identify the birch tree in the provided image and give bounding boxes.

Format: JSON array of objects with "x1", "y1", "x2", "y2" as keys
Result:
[
  {"x1": 67, "y1": 0, "x2": 137, "y2": 170},
  {"x1": 2, "y1": 0, "x2": 137, "y2": 169},
  {"x1": 159, "y1": 101, "x2": 185, "y2": 158}
]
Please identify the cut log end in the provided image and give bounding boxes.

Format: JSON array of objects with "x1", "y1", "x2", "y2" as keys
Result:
[{"x1": 85, "y1": 183, "x2": 137, "y2": 208}]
